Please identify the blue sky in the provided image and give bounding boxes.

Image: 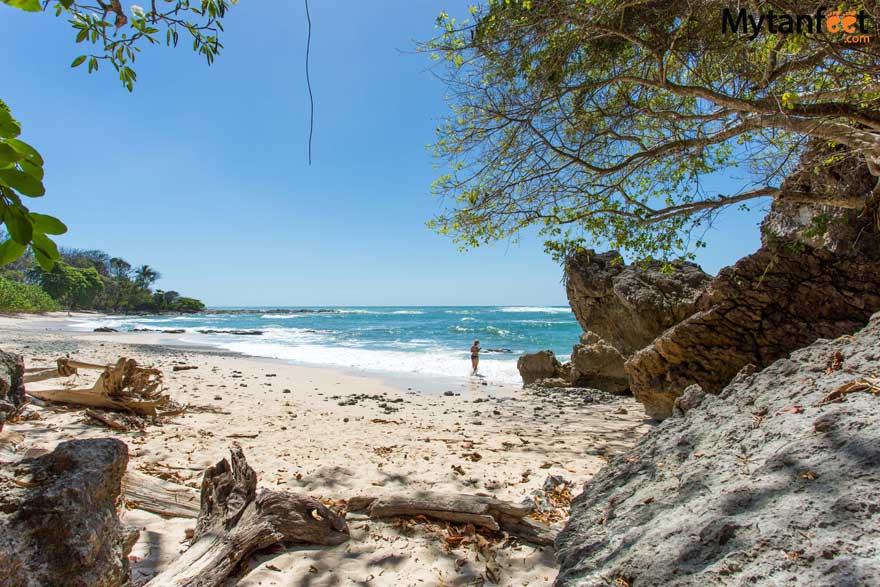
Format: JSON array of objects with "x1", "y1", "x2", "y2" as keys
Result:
[{"x1": 0, "y1": 1, "x2": 769, "y2": 306}]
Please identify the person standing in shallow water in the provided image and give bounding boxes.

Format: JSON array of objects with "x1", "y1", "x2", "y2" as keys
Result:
[{"x1": 470, "y1": 340, "x2": 481, "y2": 375}]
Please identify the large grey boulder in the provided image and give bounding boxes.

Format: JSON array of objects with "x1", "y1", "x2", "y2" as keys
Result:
[
  {"x1": 0, "y1": 350, "x2": 25, "y2": 432},
  {"x1": 556, "y1": 311, "x2": 880, "y2": 587},
  {"x1": 570, "y1": 332, "x2": 628, "y2": 393},
  {"x1": 0, "y1": 438, "x2": 134, "y2": 587},
  {"x1": 565, "y1": 250, "x2": 711, "y2": 356}
]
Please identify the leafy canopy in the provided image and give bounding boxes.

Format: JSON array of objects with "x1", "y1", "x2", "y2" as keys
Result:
[
  {"x1": 3, "y1": 0, "x2": 236, "y2": 91},
  {"x1": 424, "y1": 0, "x2": 880, "y2": 262}
]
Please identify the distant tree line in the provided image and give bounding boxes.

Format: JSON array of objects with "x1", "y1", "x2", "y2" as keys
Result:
[{"x1": 0, "y1": 230, "x2": 205, "y2": 313}]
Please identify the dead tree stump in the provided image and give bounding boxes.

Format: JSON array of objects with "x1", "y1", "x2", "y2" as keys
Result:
[{"x1": 144, "y1": 446, "x2": 349, "y2": 587}]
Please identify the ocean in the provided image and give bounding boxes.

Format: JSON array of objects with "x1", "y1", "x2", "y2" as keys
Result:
[{"x1": 71, "y1": 306, "x2": 582, "y2": 384}]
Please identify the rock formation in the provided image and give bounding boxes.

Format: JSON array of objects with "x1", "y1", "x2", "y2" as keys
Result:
[
  {"x1": 556, "y1": 311, "x2": 880, "y2": 586},
  {"x1": 0, "y1": 438, "x2": 133, "y2": 587},
  {"x1": 0, "y1": 350, "x2": 25, "y2": 432},
  {"x1": 564, "y1": 250, "x2": 711, "y2": 355},
  {"x1": 569, "y1": 332, "x2": 628, "y2": 393},
  {"x1": 517, "y1": 350, "x2": 567, "y2": 385},
  {"x1": 627, "y1": 151, "x2": 880, "y2": 420}
]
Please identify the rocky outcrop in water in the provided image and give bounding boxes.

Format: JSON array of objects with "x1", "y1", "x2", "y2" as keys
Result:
[
  {"x1": 626, "y1": 150, "x2": 880, "y2": 420},
  {"x1": 570, "y1": 332, "x2": 628, "y2": 393},
  {"x1": 556, "y1": 311, "x2": 880, "y2": 586},
  {"x1": 564, "y1": 250, "x2": 711, "y2": 356},
  {"x1": 0, "y1": 438, "x2": 134, "y2": 587},
  {"x1": 0, "y1": 350, "x2": 24, "y2": 432}
]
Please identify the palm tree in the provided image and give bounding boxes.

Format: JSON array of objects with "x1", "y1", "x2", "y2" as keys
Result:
[{"x1": 134, "y1": 264, "x2": 160, "y2": 288}]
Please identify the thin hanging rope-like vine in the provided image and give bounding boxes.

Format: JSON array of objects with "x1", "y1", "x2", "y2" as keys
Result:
[{"x1": 304, "y1": 0, "x2": 314, "y2": 165}]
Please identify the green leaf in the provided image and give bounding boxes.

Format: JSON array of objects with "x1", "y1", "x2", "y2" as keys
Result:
[
  {"x1": 0, "y1": 143, "x2": 24, "y2": 164},
  {"x1": 0, "y1": 168, "x2": 45, "y2": 196},
  {"x1": 71, "y1": 55, "x2": 87, "y2": 68},
  {"x1": 20, "y1": 160, "x2": 43, "y2": 180},
  {"x1": 30, "y1": 212, "x2": 67, "y2": 235},
  {"x1": 1, "y1": 0, "x2": 42, "y2": 12},
  {"x1": 4, "y1": 206, "x2": 33, "y2": 244},
  {"x1": 6, "y1": 138, "x2": 43, "y2": 165},
  {"x1": 33, "y1": 245, "x2": 54, "y2": 271},
  {"x1": 31, "y1": 231, "x2": 60, "y2": 262},
  {"x1": 0, "y1": 238, "x2": 26, "y2": 265},
  {"x1": 0, "y1": 106, "x2": 21, "y2": 139}
]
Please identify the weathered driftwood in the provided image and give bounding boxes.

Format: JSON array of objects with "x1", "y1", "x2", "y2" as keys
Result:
[
  {"x1": 144, "y1": 446, "x2": 349, "y2": 587},
  {"x1": 27, "y1": 388, "x2": 164, "y2": 417},
  {"x1": 85, "y1": 408, "x2": 133, "y2": 431},
  {"x1": 123, "y1": 470, "x2": 200, "y2": 518},
  {"x1": 24, "y1": 357, "x2": 172, "y2": 418},
  {"x1": 348, "y1": 491, "x2": 557, "y2": 546}
]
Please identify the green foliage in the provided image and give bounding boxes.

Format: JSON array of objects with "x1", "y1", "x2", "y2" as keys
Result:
[
  {"x1": 1, "y1": 0, "x2": 237, "y2": 91},
  {"x1": 0, "y1": 275, "x2": 58, "y2": 312},
  {"x1": 0, "y1": 100, "x2": 67, "y2": 270},
  {"x1": 423, "y1": 0, "x2": 880, "y2": 263},
  {"x1": 172, "y1": 296, "x2": 206, "y2": 313},
  {"x1": 38, "y1": 262, "x2": 103, "y2": 309}
]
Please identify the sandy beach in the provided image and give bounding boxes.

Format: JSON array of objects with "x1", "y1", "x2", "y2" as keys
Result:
[{"x1": 0, "y1": 312, "x2": 651, "y2": 586}]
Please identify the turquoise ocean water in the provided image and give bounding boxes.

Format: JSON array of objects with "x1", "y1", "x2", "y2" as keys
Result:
[{"x1": 72, "y1": 306, "x2": 582, "y2": 383}]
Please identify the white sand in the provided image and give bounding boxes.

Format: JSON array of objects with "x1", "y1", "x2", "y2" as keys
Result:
[{"x1": 0, "y1": 312, "x2": 651, "y2": 586}]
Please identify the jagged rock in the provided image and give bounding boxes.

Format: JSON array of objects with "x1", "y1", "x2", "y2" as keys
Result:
[
  {"x1": 570, "y1": 332, "x2": 628, "y2": 393},
  {"x1": 565, "y1": 250, "x2": 711, "y2": 355},
  {"x1": 517, "y1": 350, "x2": 565, "y2": 385},
  {"x1": 93, "y1": 327, "x2": 118, "y2": 333},
  {"x1": 0, "y1": 350, "x2": 25, "y2": 432},
  {"x1": 0, "y1": 438, "x2": 133, "y2": 587},
  {"x1": 627, "y1": 148, "x2": 880, "y2": 420},
  {"x1": 627, "y1": 206, "x2": 880, "y2": 419},
  {"x1": 556, "y1": 312, "x2": 880, "y2": 586}
]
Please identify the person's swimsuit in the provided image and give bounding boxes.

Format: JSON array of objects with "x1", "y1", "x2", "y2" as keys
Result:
[{"x1": 471, "y1": 348, "x2": 479, "y2": 359}]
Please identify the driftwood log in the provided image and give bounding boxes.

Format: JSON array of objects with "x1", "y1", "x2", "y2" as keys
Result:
[
  {"x1": 348, "y1": 491, "x2": 557, "y2": 546},
  {"x1": 123, "y1": 471, "x2": 201, "y2": 518},
  {"x1": 144, "y1": 446, "x2": 349, "y2": 587},
  {"x1": 24, "y1": 357, "x2": 173, "y2": 417}
]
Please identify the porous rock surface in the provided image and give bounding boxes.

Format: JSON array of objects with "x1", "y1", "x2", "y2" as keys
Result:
[
  {"x1": 626, "y1": 146, "x2": 880, "y2": 420},
  {"x1": 570, "y1": 332, "x2": 628, "y2": 393},
  {"x1": 0, "y1": 350, "x2": 25, "y2": 432},
  {"x1": 556, "y1": 312, "x2": 880, "y2": 586},
  {"x1": 627, "y1": 198, "x2": 880, "y2": 420},
  {"x1": 0, "y1": 438, "x2": 133, "y2": 587},
  {"x1": 564, "y1": 250, "x2": 711, "y2": 356}
]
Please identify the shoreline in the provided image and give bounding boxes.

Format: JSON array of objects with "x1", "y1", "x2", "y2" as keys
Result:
[
  {"x1": 0, "y1": 311, "x2": 652, "y2": 586},
  {"x1": 17, "y1": 310, "x2": 532, "y2": 395}
]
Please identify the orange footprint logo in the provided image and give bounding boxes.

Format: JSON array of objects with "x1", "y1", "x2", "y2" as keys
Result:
[{"x1": 826, "y1": 9, "x2": 858, "y2": 33}]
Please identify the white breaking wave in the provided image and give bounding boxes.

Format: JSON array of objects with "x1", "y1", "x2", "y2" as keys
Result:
[
  {"x1": 205, "y1": 339, "x2": 521, "y2": 383},
  {"x1": 260, "y1": 314, "x2": 305, "y2": 319}
]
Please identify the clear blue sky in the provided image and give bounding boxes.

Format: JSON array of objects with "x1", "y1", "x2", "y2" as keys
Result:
[{"x1": 0, "y1": 1, "x2": 769, "y2": 306}]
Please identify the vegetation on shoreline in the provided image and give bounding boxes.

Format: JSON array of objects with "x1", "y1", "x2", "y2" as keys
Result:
[
  {"x1": 0, "y1": 232, "x2": 204, "y2": 313},
  {"x1": 0, "y1": 276, "x2": 58, "y2": 312}
]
